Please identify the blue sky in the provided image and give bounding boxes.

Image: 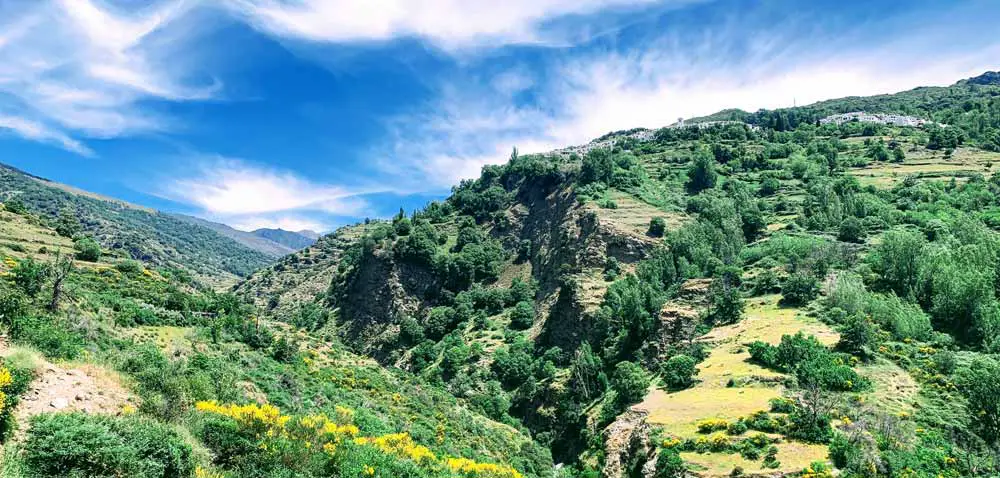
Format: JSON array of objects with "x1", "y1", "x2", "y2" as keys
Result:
[{"x1": 1, "y1": 0, "x2": 998, "y2": 233}]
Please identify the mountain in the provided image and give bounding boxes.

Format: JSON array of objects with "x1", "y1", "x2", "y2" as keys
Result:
[
  {"x1": 251, "y1": 227, "x2": 318, "y2": 250},
  {"x1": 0, "y1": 201, "x2": 550, "y2": 478},
  {"x1": 5, "y1": 73, "x2": 1000, "y2": 478},
  {"x1": 234, "y1": 74, "x2": 1000, "y2": 476},
  {"x1": 0, "y1": 163, "x2": 273, "y2": 286},
  {"x1": 960, "y1": 70, "x2": 1000, "y2": 86},
  {"x1": 171, "y1": 214, "x2": 302, "y2": 257}
]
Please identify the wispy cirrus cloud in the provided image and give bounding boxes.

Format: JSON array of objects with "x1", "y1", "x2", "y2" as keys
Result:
[
  {"x1": 0, "y1": 0, "x2": 218, "y2": 155},
  {"x1": 160, "y1": 157, "x2": 372, "y2": 232},
  {"x1": 223, "y1": 0, "x2": 677, "y2": 49},
  {"x1": 0, "y1": 115, "x2": 94, "y2": 157},
  {"x1": 371, "y1": 1, "x2": 1000, "y2": 191}
]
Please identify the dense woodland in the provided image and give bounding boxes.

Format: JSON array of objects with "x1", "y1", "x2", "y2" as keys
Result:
[{"x1": 0, "y1": 73, "x2": 999, "y2": 477}]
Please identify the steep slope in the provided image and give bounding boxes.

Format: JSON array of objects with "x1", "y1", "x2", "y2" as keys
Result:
[
  {"x1": 233, "y1": 73, "x2": 1000, "y2": 478},
  {"x1": 0, "y1": 198, "x2": 552, "y2": 478},
  {"x1": 252, "y1": 227, "x2": 318, "y2": 250},
  {"x1": 0, "y1": 163, "x2": 273, "y2": 285}
]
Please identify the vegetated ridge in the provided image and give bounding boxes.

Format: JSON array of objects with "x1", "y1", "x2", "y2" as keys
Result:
[{"x1": 0, "y1": 72, "x2": 1000, "y2": 477}]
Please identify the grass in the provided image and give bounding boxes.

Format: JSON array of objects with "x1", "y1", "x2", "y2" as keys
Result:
[
  {"x1": 635, "y1": 295, "x2": 839, "y2": 476},
  {"x1": 681, "y1": 441, "x2": 828, "y2": 476},
  {"x1": 583, "y1": 189, "x2": 686, "y2": 239},
  {"x1": 126, "y1": 326, "x2": 196, "y2": 354},
  {"x1": 848, "y1": 147, "x2": 1000, "y2": 187},
  {"x1": 858, "y1": 358, "x2": 919, "y2": 415}
]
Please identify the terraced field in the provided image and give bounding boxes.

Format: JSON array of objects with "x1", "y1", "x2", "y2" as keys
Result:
[
  {"x1": 848, "y1": 147, "x2": 1000, "y2": 187},
  {"x1": 635, "y1": 295, "x2": 839, "y2": 476}
]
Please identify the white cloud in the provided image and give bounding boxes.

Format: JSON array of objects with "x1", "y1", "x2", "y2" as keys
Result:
[
  {"x1": 372, "y1": 10, "x2": 1000, "y2": 191},
  {"x1": 224, "y1": 0, "x2": 668, "y2": 48},
  {"x1": 0, "y1": 0, "x2": 217, "y2": 154},
  {"x1": 161, "y1": 157, "x2": 371, "y2": 232},
  {"x1": 223, "y1": 215, "x2": 329, "y2": 233},
  {"x1": 0, "y1": 115, "x2": 95, "y2": 157}
]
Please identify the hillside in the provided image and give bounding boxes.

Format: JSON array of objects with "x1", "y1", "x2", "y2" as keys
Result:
[
  {"x1": 234, "y1": 74, "x2": 1000, "y2": 477},
  {"x1": 252, "y1": 227, "x2": 319, "y2": 250},
  {"x1": 0, "y1": 164, "x2": 273, "y2": 286},
  {"x1": 1, "y1": 73, "x2": 1000, "y2": 478},
  {"x1": 171, "y1": 213, "x2": 307, "y2": 258},
  {"x1": 0, "y1": 200, "x2": 551, "y2": 478}
]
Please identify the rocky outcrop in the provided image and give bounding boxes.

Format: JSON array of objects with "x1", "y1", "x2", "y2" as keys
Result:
[{"x1": 603, "y1": 410, "x2": 658, "y2": 478}]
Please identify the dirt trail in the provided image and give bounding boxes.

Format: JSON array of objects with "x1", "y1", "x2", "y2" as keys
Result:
[{"x1": 0, "y1": 338, "x2": 135, "y2": 435}]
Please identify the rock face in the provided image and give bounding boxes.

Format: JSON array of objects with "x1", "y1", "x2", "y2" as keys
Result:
[{"x1": 603, "y1": 410, "x2": 658, "y2": 478}]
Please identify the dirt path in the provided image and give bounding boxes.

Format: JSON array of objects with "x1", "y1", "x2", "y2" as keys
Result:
[{"x1": 0, "y1": 338, "x2": 135, "y2": 436}]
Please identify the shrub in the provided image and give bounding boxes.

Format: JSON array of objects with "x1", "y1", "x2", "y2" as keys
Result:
[
  {"x1": 8, "y1": 315, "x2": 83, "y2": 360},
  {"x1": 836, "y1": 314, "x2": 880, "y2": 362},
  {"x1": 837, "y1": 217, "x2": 864, "y2": 243},
  {"x1": 509, "y1": 301, "x2": 535, "y2": 330},
  {"x1": 759, "y1": 176, "x2": 780, "y2": 196},
  {"x1": 11, "y1": 257, "x2": 49, "y2": 298},
  {"x1": 23, "y1": 413, "x2": 194, "y2": 478},
  {"x1": 0, "y1": 285, "x2": 28, "y2": 326},
  {"x1": 648, "y1": 217, "x2": 667, "y2": 237},
  {"x1": 612, "y1": 361, "x2": 649, "y2": 406},
  {"x1": 74, "y1": 236, "x2": 102, "y2": 262},
  {"x1": 661, "y1": 354, "x2": 698, "y2": 390},
  {"x1": 696, "y1": 418, "x2": 729, "y2": 434},
  {"x1": 116, "y1": 260, "x2": 144, "y2": 275},
  {"x1": 781, "y1": 272, "x2": 819, "y2": 306}
]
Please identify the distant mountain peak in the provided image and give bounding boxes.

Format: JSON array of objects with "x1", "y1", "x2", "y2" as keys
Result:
[
  {"x1": 251, "y1": 228, "x2": 317, "y2": 251},
  {"x1": 959, "y1": 71, "x2": 1000, "y2": 86}
]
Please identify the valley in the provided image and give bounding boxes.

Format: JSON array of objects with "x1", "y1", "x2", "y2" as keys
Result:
[{"x1": 0, "y1": 73, "x2": 999, "y2": 478}]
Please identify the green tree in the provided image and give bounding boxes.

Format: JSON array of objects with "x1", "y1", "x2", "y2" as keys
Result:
[
  {"x1": 686, "y1": 150, "x2": 718, "y2": 193},
  {"x1": 54, "y1": 208, "x2": 81, "y2": 238},
  {"x1": 660, "y1": 354, "x2": 698, "y2": 390},
  {"x1": 708, "y1": 267, "x2": 743, "y2": 325},
  {"x1": 509, "y1": 301, "x2": 535, "y2": 330},
  {"x1": 836, "y1": 314, "x2": 880, "y2": 362},
  {"x1": 781, "y1": 272, "x2": 819, "y2": 306},
  {"x1": 759, "y1": 176, "x2": 780, "y2": 196},
  {"x1": 74, "y1": 236, "x2": 102, "y2": 262},
  {"x1": 870, "y1": 228, "x2": 926, "y2": 299},
  {"x1": 837, "y1": 217, "x2": 864, "y2": 243},
  {"x1": 648, "y1": 217, "x2": 667, "y2": 237},
  {"x1": 960, "y1": 359, "x2": 1000, "y2": 449},
  {"x1": 612, "y1": 361, "x2": 649, "y2": 406}
]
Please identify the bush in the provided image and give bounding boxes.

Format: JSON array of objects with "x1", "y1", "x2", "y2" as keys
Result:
[
  {"x1": 11, "y1": 257, "x2": 49, "y2": 298},
  {"x1": 116, "y1": 260, "x2": 144, "y2": 275},
  {"x1": 781, "y1": 272, "x2": 819, "y2": 306},
  {"x1": 837, "y1": 217, "x2": 864, "y2": 243},
  {"x1": 648, "y1": 217, "x2": 667, "y2": 237},
  {"x1": 509, "y1": 301, "x2": 534, "y2": 330},
  {"x1": 612, "y1": 361, "x2": 649, "y2": 406},
  {"x1": 661, "y1": 354, "x2": 698, "y2": 390},
  {"x1": 8, "y1": 315, "x2": 84, "y2": 360},
  {"x1": 759, "y1": 176, "x2": 780, "y2": 196},
  {"x1": 23, "y1": 413, "x2": 194, "y2": 478},
  {"x1": 74, "y1": 236, "x2": 102, "y2": 262},
  {"x1": 0, "y1": 285, "x2": 28, "y2": 326}
]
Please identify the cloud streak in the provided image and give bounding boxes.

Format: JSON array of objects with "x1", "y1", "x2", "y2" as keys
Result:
[
  {"x1": 0, "y1": 0, "x2": 218, "y2": 154},
  {"x1": 372, "y1": 2, "x2": 1000, "y2": 191},
  {"x1": 161, "y1": 157, "x2": 370, "y2": 232},
  {"x1": 224, "y1": 0, "x2": 670, "y2": 49}
]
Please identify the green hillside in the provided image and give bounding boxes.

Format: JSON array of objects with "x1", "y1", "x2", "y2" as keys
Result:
[
  {"x1": 1, "y1": 74, "x2": 1000, "y2": 478},
  {"x1": 0, "y1": 164, "x2": 273, "y2": 286},
  {"x1": 235, "y1": 75, "x2": 1000, "y2": 477}
]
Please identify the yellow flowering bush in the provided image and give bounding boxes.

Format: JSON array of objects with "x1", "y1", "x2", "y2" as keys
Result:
[
  {"x1": 696, "y1": 418, "x2": 729, "y2": 433},
  {"x1": 195, "y1": 401, "x2": 524, "y2": 478}
]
